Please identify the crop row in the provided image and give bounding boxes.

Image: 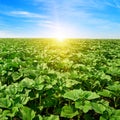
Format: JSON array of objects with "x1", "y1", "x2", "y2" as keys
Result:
[{"x1": 0, "y1": 39, "x2": 120, "y2": 120}]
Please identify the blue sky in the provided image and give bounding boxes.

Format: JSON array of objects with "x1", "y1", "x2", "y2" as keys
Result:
[{"x1": 0, "y1": 0, "x2": 120, "y2": 38}]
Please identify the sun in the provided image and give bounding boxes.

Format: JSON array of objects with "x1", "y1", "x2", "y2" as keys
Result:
[
  {"x1": 52, "y1": 23, "x2": 68, "y2": 42},
  {"x1": 52, "y1": 22, "x2": 77, "y2": 42},
  {"x1": 56, "y1": 36, "x2": 65, "y2": 42},
  {"x1": 55, "y1": 28, "x2": 65, "y2": 42}
]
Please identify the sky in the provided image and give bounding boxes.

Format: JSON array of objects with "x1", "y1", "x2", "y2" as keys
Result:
[{"x1": 0, "y1": 0, "x2": 120, "y2": 38}]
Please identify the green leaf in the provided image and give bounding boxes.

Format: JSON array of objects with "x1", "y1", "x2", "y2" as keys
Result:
[
  {"x1": 63, "y1": 89, "x2": 99, "y2": 101},
  {"x1": 34, "y1": 76, "x2": 44, "y2": 90},
  {"x1": 34, "y1": 84, "x2": 44, "y2": 91},
  {"x1": 37, "y1": 115, "x2": 43, "y2": 120},
  {"x1": 98, "y1": 89, "x2": 111, "y2": 97},
  {"x1": 35, "y1": 76, "x2": 45, "y2": 84},
  {"x1": 63, "y1": 89, "x2": 84, "y2": 101},
  {"x1": 20, "y1": 106, "x2": 35, "y2": 120},
  {"x1": 107, "y1": 83, "x2": 120, "y2": 92},
  {"x1": 61, "y1": 105, "x2": 79, "y2": 118},
  {"x1": 0, "y1": 82, "x2": 6, "y2": 91},
  {"x1": 5, "y1": 83, "x2": 18, "y2": 96},
  {"x1": 12, "y1": 72, "x2": 22, "y2": 81},
  {"x1": 20, "y1": 94, "x2": 30, "y2": 105},
  {"x1": 110, "y1": 109, "x2": 120, "y2": 120},
  {"x1": 2, "y1": 110, "x2": 15, "y2": 117},
  {"x1": 44, "y1": 115, "x2": 59, "y2": 120},
  {"x1": 85, "y1": 91, "x2": 100, "y2": 100},
  {"x1": 75, "y1": 101, "x2": 83, "y2": 109},
  {"x1": 20, "y1": 78, "x2": 35, "y2": 88},
  {"x1": 91, "y1": 102, "x2": 106, "y2": 114},
  {"x1": 0, "y1": 97, "x2": 11, "y2": 108},
  {"x1": 83, "y1": 102, "x2": 92, "y2": 113},
  {"x1": 75, "y1": 100, "x2": 92, "y2": 113},
  {"x1": 12, "y1": 107, "x2": 19, "y2": 115},
  {"x1": 100, "y1": 116, "x2": 107, "y2": 120},
  {"x1": 0, "y1": 115, "x2": 8, "y2": 120},
  {"x1": 14, "y1": 90, "x2": 30, "y2": 105},
  {"x1": 110, "y1": 116, "x2": 120, "y2": 120},
  {"x1": 65, "y1": 79, "x2": 80, "y2": 88}
]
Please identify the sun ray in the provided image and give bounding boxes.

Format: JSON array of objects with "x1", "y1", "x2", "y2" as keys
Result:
[{"x1": 54, "y1": 24, "x2": 66, "y2": 42}]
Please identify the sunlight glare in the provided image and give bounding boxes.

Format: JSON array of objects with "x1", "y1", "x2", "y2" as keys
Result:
[
  {"x1": 55, "y1": 26, "x2": 65, "y2": 42},
  {"x1": 56, "y1": 34, "x2": 65, "y2": 42}
]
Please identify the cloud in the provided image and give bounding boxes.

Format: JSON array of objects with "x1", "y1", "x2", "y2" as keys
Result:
[
  {"x1": 31, "y1": 0, "x2": 116, "y2": 22},
  {"x1": 32, "y1": 0, "x2": 120, "y2": 38},
  {"x1": 0, "y1": 30, "x2": 18, "y2": 38},
  {"x1": 1, "y1": 0, "x2": 120, "y2": 38},
  {"x1": 1, "y1": 10, "x2": 47, "y2": 18},
  {"x1": 37, "y1": 20, "x2": 57, "y2": 29}
]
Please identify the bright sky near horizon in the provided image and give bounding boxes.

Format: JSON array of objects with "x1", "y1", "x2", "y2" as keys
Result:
[{"x1": 0, "y1": 0, "x2": 120, "y2": 38}]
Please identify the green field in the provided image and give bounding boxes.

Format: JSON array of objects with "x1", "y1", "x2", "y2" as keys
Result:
[{"x1": 0, "y1": 38, "x2": 120, "y2": 120}]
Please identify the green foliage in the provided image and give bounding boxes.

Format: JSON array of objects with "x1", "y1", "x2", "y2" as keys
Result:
[
  {"x1": 0, "y1": 97, "x2": 11, "y2": 108},
  {"x1": 63, "y1": 89, "x2": 100, "y2": 101},
  {"x1": 61, "y1": 105, "x2": 79, "y2": 118},
  {"x1": 20, "y1": 106, "x2": 35, "y2": 120},
  {"x1": 0, "y1": 39, "x2": 120, "y2": 119}
]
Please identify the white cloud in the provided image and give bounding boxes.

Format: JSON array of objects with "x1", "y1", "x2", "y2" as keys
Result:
[
  {"x1": 3, "y1": 10, "x2": 47, "y2": 18},
  {"x1": 0, "y1": 30, "x2": 18, "y2": 38},
  {"x1": 37, "y1": 20, "x2": 56, "y2": 28},
  {"x1": 1, "y1": 0, "x2": 120, "y2": 38}
]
